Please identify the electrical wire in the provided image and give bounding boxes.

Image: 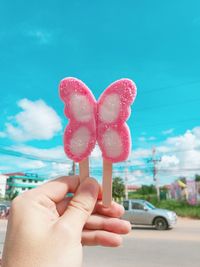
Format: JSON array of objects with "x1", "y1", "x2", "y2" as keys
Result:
[
  {"x1": 134, "y1": 98, "x2": 200, "y2": 112},
  {"x1": 0, "y1": 146, "x2": 200, "y2": 167},
  {"x1": 0, "y1": 147, "x2": 70, "y2": 164},
  {"x1": 133, "y1": 117, "x2": 200, "y2": 130},
  {"x1": 141, "y1": 80, "x2": 200, "y2": 95},
  {"x1": 1, "y1": 142, "x2": 200, "y2": 182}
]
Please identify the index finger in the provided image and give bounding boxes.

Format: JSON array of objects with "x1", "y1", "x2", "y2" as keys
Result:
[{"x1": 32, "y1": 175, "x2": 80, "y2": 203}]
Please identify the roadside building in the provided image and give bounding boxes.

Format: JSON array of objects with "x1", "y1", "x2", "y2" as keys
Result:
[
  {"x1": 0, "y1": 175, "x2": 8, "y2": 198},
  {"x1": 6, "y1": 173, "x2": 48, "y2": 196},
  {"x1": 127, "y1": 185, "x2": 141, "y2": 192},
  {"x1": 197, "y1": 182, "x2": 200, "y2": 202}
]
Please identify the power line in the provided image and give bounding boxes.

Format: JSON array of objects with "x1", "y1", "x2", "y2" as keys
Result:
[
  {"x1": 134, "y1": 98, "x2": 200, "y2": 112},
  {"x1": 0, "y1": 146, "x2": 149, "y2": 169},
  {"x1": 3, "y1": 165, "x2": 199, "y2": 179},
  {"x1": 142, "y1": 80, "x2": 200, "y2": 95},
  {"x1": 0, "y1": 146, "x2": 199, "y2": 167},
  {"x1": 158, "y1": 170, "x2": 200, "y2": 172},
  {"x1": 29, "y1": 168, "x2": 200, "y2": 179},
  {"x1": 1, "y1": 145, "x2": 200, "y2": 179},
  {"x1": 159, "y1": 147, "x2": 200, "y2": 155},
  {"x1": 133, "y1": 117, "x2": 200, "y2": 130},
  {"x1": 0, "y1": 147, "x2": 70, "y2": 164},
  {"x1": 131, "y1": 147, "x2": 200, "y2": 161},
  {"x1": 147, "y1": 147, "x2": 161, "y2": 200},
  {"x1": 2, "y1": 115, "x2": 198, "y2": 138}
]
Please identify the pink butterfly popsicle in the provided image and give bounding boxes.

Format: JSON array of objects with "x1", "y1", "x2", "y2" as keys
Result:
[{"x1": 59, "y1": 77, "x2": 137, "y2": 206}]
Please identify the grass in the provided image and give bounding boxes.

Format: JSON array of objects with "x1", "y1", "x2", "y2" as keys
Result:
[
  {"x1": 128, "y1": 192, "x2": 200, "y2": 219},
  {"x1": 156, "y1": 200, "x2": 200, "y2": 219}
]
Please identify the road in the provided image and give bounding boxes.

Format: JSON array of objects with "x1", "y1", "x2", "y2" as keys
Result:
[
  {"x1": 83, "y1": 218, "x2": 200, "y2": 267},
  {"x1": 0, "y1": 218, "x2": 200, "y2": 266}
]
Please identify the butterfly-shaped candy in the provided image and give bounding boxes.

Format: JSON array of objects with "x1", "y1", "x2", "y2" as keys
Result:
[{"x1": 59, "y1": 77, "x2": 137, "y2": 163}]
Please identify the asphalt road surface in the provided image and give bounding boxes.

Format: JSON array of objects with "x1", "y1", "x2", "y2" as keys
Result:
[
  {"x1": 83, "y1": 218, "x2": 200, "y2": 267},
  {"x1": 0, "y1": 218, "x2": 200, "y2": 266}
]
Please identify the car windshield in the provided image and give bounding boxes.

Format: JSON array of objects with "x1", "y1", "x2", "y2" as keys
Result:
[{"x1": 145, "y1": 201, "x2": 156, "y2": 210}]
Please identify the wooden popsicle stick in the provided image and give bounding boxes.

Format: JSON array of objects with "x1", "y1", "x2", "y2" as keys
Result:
[
  {"x1": 102, "y1": 159, "x2": 113, "y2": 207},
  {"x1": 79, "y1": 157, "x2": 89, "y2": 182}
]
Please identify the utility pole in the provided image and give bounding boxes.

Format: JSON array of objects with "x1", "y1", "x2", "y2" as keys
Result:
[
  {"x1": 148, "y1": 147, "x2": 161, "y2": 201},
  {"x1": 69, "y1": 161, "x2": 76, "y2": 176},
  {"x1": 125, "y1": 160, "x2": 130, "y2": 200},
  {"x1": 72, "y1": 161, "x2": 76, "y2": 175}
]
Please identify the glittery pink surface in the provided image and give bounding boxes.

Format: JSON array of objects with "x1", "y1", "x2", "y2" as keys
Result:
[
  {"x1": 59, "y1": 77, "x2": 137, "y2": 163},
  {"x1": 97, "y1": 79, "x2": 137, "y2": 162},
  {"x1": 59, "y1": 77, "x2": 97, "y2": 162}
]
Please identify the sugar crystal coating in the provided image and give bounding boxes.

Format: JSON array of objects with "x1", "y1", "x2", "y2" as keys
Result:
[
  {"x1": 59, "y1": 77, "x2": 96, "y2": 162},
  {"x1": 97, "y1": 79, "x2": 137, "y2": 162},
  {"x1": 59, "y1": 77, "x2": 137, "y2": 163}
]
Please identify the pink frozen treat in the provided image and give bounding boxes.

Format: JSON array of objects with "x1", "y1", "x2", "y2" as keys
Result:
[
  {"x1": 59, "y1": 77, "x2": 136, "y2": 164},
  {"x1": 59, "y1": 77, "x2": 97, "y2": 162},
  {"x1": 97, "y1": 79, "x2": 137, "y2": 163}
]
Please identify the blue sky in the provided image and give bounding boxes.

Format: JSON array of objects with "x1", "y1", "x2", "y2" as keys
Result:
[{"x1": 0, "y1": 0, "x2": 200, "y2": 184}]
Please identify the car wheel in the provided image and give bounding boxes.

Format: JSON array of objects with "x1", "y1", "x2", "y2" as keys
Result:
[{"x1": 154, "y1": 217, "x2": 168, "y2": 230}]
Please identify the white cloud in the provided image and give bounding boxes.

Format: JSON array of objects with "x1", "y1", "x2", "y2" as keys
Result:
[
  {"x1": 149, "y1": 136, "x2": 156, "y2": 141},
  {"x1": 158, "y1": 127, "x2": 200, "y2": 177},
  {"x1": 0, "y1": 144, "x2": 73, "y2": 178},
  {"x1": 162, "y1": 128, "x2": 174, "y2": 135},
  {"x1": 129, "y1": 126, "x2": 200, "y2": 184},
  {"x1": 49, "y1": 162, "x2": 72, "y2": 178},
  {"x1": 18, "y1": 160, "x2": 45, "y2": 170},
  {"x1": 10, "y1": 145, "x2": 66, "y2": 161},
  {"x1": 90, "y1": 145, "x2": 103, "y2": 168},
  {"x1": 0, "y1": 132, "x2": 6, "y2": 138},
  {"x1": 132, "y1": 170, "x2": 143, "y2": 178},
  {"x1": 91, "y1": 145, "x2": 101, "y2": 158},
  {"x1": 193, "y1": 127, "x2": 200, "y2": 137},
  {"x1": 166, "y1": 129, "x2": 200, "y2": 150},
  {"x1": 156, "y1": 146, "x2": 170, "y2": 153},
  {"x1": 0, "y1": 152, "x2": 46, "y2": 174},
  {"x1": 27, "y1": 29, "x2": 52, "y2": 44},
  {"x1": 131, "y1": 148, "x2": 152, "y2": 159},
  {"x1": 128, "y1": 172, "x2": 153, "y2": 185},
  {"x1": 0, "y1": 165, "x2": 9, "y2": 171},
  {"x1": 1, "y1": 126, "x2": 200, "y2": 185},
  {"x1": 131, "y1": 159, "x2": 145, "y2": 166},
  {"x1": 138, "y1": 137, "x2": 146, "y2": 142},
  {"x1": 158, "y1": 155, "x2": 179, "y2": 169},
  {"x1": 5, "y1": 99, "x2": 62, "y2": 142},
  {"x1": 138, "y1": 136, "x2": 156, "y2": 142}
]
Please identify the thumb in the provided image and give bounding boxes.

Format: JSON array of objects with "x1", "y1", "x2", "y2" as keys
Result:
[{"x1": 60, "y1": 177, "x2": 99, "y2": 232}]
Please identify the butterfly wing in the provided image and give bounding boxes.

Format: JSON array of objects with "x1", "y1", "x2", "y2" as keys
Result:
[
  {"x1": 97, "y1": 79, "x2": 137, "y2": 163},
  {"x1": 59, "y1": 77, "x2": 97, "y2": 162}
]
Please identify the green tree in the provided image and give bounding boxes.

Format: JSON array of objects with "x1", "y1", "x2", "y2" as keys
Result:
[
  {"x1": 112, "y1": 177, "x2": 125, "y2": 200},
  {"x1": 6, "y1": 190, "x2": 19, "y2": 201},
  {"x1": 137, "y1": 184, "x2": 156, "y2": 195},
  {"x1": 195, "y1": 174, "x2": 200, "y2": 182}
]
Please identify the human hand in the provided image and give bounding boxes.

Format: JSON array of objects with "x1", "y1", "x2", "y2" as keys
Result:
[{"x1": 2, "y1": 176, "x2": 131, "y2": 267}]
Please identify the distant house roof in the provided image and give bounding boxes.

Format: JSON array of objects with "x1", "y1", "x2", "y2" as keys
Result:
[
  {"x1": 127, "y1": 185, "x2": 141, "y2": 190},
  {"x1": 3, "y1": 172, "x2": 47, "y2": 181},
  {"x1": 163, "y1": 184, "x2": 171, "y2": 190},
  {"x1": 3, "y1": 172, "x2": 25, "y2": 177},
  {"x1": 9, "y1": 175, "x2": 47, "y2": 181}
]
